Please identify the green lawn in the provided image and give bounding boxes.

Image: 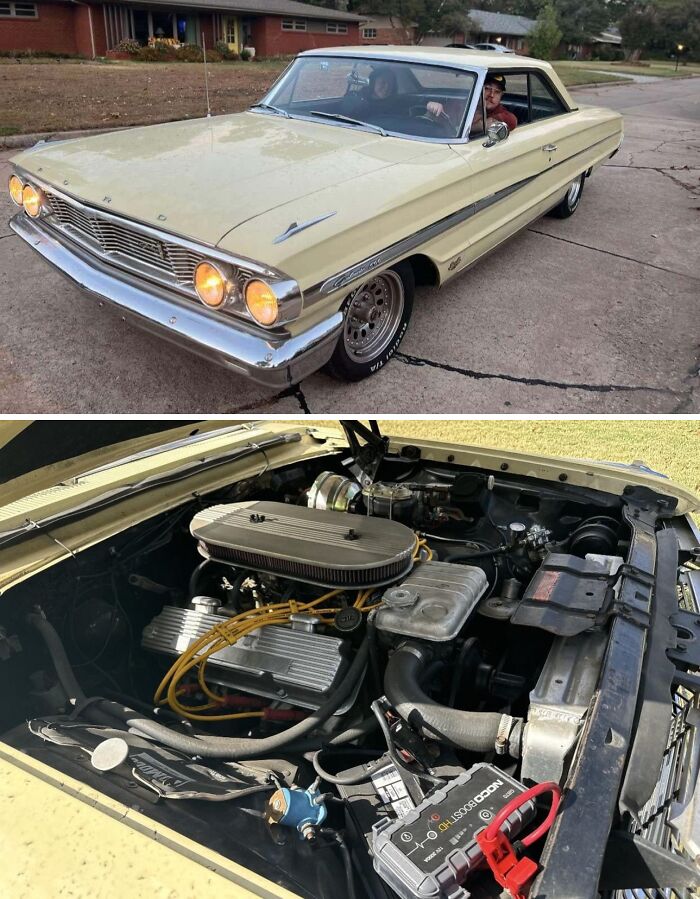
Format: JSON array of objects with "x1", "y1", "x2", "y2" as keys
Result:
[
  {"x1": 554, "y1": 59, "x2": 700, "y2": 79},
  {"x1": 551, "y1": 63, "x2": 631, "y2": 85},
  {"x1": 305, "y1": 420, "x2": 700, "y2": 504}
]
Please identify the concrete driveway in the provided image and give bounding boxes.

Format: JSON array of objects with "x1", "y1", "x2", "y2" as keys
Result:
[{"x1": 1, "y1": 77, "x2": 698, "y2": 413}]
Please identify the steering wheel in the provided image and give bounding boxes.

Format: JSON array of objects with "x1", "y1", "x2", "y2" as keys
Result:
[{"x1": 409, "y1": 104, "x2": 452, "y2": 132}]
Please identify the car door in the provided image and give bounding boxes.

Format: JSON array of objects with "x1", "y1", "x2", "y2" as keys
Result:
[{"x1": 449, "y1": 69, "x2": 578, "y2": 268}]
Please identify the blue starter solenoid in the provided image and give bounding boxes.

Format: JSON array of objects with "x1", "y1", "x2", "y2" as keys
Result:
[{"x1": 265, "y1": 781, "x2": 327, "y2": 840}]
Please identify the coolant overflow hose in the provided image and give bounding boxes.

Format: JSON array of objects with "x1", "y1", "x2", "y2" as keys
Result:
[{"x1": 384, "y1": 643, "x2": 522, "y2": 757}]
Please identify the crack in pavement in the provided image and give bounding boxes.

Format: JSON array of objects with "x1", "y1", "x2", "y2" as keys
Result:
[
  {"x1": 222, "y1": 382, "x2": 311, "y2": 414},
  {"x1": 395, "y1": 351, "x2": 683, "y2": 397},
  {"x1": 527, "y1": 228, "x2": 700, "y2": 279},
  {"x1": 0, "y1": 233, "x2": 16, "y2": 242},
  {"x1": 612, "y1": 162, "x2": 700, "y2": 194}
]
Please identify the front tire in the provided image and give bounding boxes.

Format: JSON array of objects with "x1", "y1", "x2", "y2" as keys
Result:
[
  {"x1": 324, "y1": 261, "x2": 414, "y2": 382},
  {"x1": 549, "y1": 173, "x2": 585, "y2": 219}
]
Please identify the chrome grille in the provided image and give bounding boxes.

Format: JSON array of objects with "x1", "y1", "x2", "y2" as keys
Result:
[{"x1": 45, "y1": 192, "x2": 204, "y2": 286}]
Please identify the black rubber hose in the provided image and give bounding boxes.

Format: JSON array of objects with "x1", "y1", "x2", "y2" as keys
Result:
[
  {"x1": 100, "y1": 640, "x2": 369, "y2": 759},
  {"x1": 28, "y1": 611, "x2": 86, "y2": 703},
  {"x1": 384, "y1": 643, "x2": 508, "y2": 754}
]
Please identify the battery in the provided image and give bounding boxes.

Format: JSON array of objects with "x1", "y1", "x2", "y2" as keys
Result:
[{"x1": 371, "y1": 763, "x2": 536, "y2": 899}]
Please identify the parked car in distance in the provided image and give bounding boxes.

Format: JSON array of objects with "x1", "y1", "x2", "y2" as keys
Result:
[
  {"x1": 445, "y1": 42, "x2": 478, "y2": 49},
  {"x1": 474, "y1": 42, "x2": 516, "y2": 53},
  {"x1": 9, "y1": 47, "x2": 621, "y2": 387},
  {"x1": 0, "y1": 420, "x2": 698, "y2": 898}
]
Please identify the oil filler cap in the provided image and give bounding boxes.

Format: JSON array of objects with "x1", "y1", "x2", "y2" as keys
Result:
[{"x1": 334, "y1": 606, "x2": 363, "y2": 633}]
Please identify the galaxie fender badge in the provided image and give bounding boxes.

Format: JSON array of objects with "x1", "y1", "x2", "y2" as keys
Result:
[{"x1": 448, "y1": 256, "x2": 462, "y2": 271}]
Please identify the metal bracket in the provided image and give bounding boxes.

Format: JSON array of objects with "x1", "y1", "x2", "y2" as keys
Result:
[
  {"x1": 340, "y1": 420, "x2": 389, "y2": 489},
  {"x1": 599, "y1": 831, "x2": 700, "y2": 891},
  {"x1": 668, "y1": 610, "x2": 700, "y2": 685}
]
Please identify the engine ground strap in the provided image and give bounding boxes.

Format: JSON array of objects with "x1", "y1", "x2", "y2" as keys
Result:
[{"x1": 475, "y1": 781, "x2": 562, "y2": 899}]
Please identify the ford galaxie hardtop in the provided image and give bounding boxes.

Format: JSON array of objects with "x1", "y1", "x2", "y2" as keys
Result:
[{"x1": 9, "y1": 48, "x2": 622, "y2": 386}]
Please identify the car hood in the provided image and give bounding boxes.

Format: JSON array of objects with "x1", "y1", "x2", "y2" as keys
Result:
[{"x1": 12, "y1": 113, "x2": 431, "y2": 249}]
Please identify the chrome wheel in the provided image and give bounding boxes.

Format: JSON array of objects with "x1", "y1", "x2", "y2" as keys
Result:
[
  {"x1": 343, "y1": 271, "x2": 405, "y2": 361},
  {"x1": 567, "y1": 177, "x2": 582, "y2": 208}
]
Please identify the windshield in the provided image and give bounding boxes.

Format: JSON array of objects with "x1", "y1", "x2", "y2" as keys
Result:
[{"x1": 260, "y1": 56, "x2": 478, "y2": 140}]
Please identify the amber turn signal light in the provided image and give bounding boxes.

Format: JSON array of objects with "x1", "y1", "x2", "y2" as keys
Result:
[
  {"x1": 194, "y1": 261, "x2": 228, "y2": 308},
  {"x1": 9, "y1": 175, "x2": 24, "y2": 207},
  {"x1": 245, "y1": 280, "x2": 279, "y2": 326},
  {"x1": 22, "y1": 184, "x2": 43, "y2": 218}
]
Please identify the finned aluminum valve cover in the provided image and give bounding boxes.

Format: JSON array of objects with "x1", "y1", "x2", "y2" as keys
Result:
[
  {"x1": 142, "y1": 605, "x2": 352, "y2": 711},
  {"x1": 190, "y1": 500, "x2": 416, "y2": 588}
]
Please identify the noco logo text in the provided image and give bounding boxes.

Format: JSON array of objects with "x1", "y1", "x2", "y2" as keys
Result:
[{"x1": 437, "y1": 779, "x2": 504, "y2": 833}]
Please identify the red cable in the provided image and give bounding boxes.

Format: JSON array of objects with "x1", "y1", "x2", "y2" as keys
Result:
[{"x1": 484, "y1": 781, "x2": 562, "y2": 848}]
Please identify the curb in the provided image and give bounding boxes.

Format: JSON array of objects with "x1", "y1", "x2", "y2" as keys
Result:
[{"x1": 568, "y1": 71, "x2": 699, "y2": 90}]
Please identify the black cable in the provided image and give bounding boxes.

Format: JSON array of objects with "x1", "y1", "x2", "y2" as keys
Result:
[{"x1": 311, "y1": 749, "x2": 385, "y2": 785}]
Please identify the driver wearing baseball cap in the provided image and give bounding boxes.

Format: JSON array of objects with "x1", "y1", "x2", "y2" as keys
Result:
[
  {"x1": 471, "y1": 73, "x2": 518, "y2": 133},
  {"x1": 427, "y1": 72, "x2": 517, "y2": 134}
]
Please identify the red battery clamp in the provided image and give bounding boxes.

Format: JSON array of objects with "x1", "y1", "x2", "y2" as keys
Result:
[{"x1": 475, "y1": 781, "x2": 562, "y2": 899}]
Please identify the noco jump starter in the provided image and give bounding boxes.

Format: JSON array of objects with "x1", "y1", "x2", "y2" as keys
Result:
[{"x1": 371, "y1": 763, "x2": 560, "y2": 899}]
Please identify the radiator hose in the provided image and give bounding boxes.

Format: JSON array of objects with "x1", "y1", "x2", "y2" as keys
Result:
[{"x1": 384, "y1": 642, "x2": 522, "y2": 757}]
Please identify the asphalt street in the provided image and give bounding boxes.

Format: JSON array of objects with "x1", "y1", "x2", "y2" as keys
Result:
[{"x1": 1, "y1": 77, "x2": 698, "y2": 413}]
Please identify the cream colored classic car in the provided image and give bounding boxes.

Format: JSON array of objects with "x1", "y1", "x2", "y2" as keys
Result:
[
  {"x1": 8, "y1": 48, "x2": 622, "y2": 385},
  {"x1": 0, "y1": 420, "x2": 698, "y2": 898}
]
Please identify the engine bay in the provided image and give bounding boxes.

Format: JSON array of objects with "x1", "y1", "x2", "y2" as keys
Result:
[{"x1": 1, "y1": 443, "x2": 689, "y2": 899}]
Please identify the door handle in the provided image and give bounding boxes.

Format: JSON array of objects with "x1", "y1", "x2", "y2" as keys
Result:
[{"x1": 542, "y1": 144, "x2": 558, "y2": 152}]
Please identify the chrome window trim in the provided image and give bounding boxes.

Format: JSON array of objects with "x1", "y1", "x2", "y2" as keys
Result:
[{"x1": 13, "y1": 166, "x2": 304, "y2": 325}]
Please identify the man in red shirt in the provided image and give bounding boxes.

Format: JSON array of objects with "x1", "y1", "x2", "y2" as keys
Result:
[
  {"x1": 426, "y1": 73, "x2": 517, "y2": 134},
  {"x1": 472, "y1": 73, "x2": 518, "y2": 132}
]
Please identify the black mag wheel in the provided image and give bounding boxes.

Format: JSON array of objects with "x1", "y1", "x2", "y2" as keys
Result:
[{"x1": 324, "y1": 260, "x2": 414, "y2": 382}]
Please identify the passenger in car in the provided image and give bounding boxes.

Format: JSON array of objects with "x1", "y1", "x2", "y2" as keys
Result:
[{"x1": 426, "y1": 73, "x2": 517, "y2": 134}]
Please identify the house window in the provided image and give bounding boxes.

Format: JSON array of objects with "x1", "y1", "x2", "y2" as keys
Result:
[
  {"x1": 0, "y1": 1, "x2": 38, "y2": 16},
  {"x1": 362, "y1": 27, "x2": 377, "y2": 39},
  {"x1": 326, "y1": 22, "x2": 347, "y2": 34},
  {"x1": 282, "y1": 18, "x2": 306, "y2": 31}
]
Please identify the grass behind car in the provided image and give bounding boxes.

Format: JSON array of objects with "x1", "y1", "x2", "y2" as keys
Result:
[
  {"x1": 551, "y1": 64, "x2": 631, "y2": 86},
  {"x1": 554, "y1": 59, "x2": 700, "y2": 79}
]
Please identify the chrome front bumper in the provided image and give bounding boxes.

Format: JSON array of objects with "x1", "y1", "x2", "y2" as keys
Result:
[{"x1": 11, "y1": 214, "x2": 343, "y2": 388}]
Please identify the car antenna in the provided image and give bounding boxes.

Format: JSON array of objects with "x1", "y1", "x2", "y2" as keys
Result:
[{"x1": 202, "y1": 33, "x2": 212, "y2": 118}]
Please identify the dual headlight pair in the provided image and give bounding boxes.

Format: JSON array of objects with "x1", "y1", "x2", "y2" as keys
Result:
[
  {"x1": 9, "y1": 175, "x2": 280, "y2": 327},
  {"x1": 9, "y1": 174, "x2": 43, "y2": 218},
  {"x1": 194, "y1": 261, "x2": 279, "y2": 327}
]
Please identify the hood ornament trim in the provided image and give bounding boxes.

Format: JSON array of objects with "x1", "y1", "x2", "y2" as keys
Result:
[{"x1": 273, "y1": 211, "x2": 336, "y2": 245}]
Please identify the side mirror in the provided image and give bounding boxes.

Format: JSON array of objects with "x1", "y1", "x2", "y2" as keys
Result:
[{"x1": 483, "y1": 121, "x2": 509, "y2": 147}]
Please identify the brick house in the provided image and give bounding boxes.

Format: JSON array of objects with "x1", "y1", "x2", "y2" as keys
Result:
[
  {"x1": 359, "y1": 15, "x2": 416, "y2": 46},
  {"x1": 0, "y1": 0, "x2": 363, "y2": 58}
]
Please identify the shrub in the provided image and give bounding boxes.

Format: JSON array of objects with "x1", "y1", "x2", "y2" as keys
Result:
[
  {"x1": 113, "y1": 38, "x2": 140, "y2": 54},
  {"x1": 215, "y1": 40, "x2": 239, "y2": 60},
  {"x1": 177, "y1": 42, "x2": 204, "y2": 62},
  {"x1": 593, "y1": 44, "x2": 624, "y2": 61},
  {"x1": 136, "y1": 44, "x2": 177, "y2": 62},
  {"x1": 240, "y1": 48, "x2": 252, "y2": 61}
]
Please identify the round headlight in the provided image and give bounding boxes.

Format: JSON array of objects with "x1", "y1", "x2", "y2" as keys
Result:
[
  {"x1": 194, "y1": 261, "x2": 228, "y2": 308},
  {"x1": 22, "y1": 184, "x2": 43, "y2": 218},
  {"x1": 9, "y1": 175, "x2": 24, "y2": 207},
  {"x1": 245, "y1": 279, "x2": 279, "y2": 326}
]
